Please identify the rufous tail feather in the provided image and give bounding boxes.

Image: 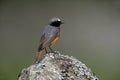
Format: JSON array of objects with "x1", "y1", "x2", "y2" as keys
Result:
[{"x1": 34, "y1": 49, "x2": 44, "y2": 63}]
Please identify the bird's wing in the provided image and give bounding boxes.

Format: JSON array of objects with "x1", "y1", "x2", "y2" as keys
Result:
[
  {"x1": 40, "y1": 33, "x2": 45, "y2": 43},
  {"x1": 40, "y1": 31, "x2": 57, "y2": 48}
]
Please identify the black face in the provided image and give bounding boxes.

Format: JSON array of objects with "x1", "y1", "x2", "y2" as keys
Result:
[{"x1": 50, "y1": 21, "x2": 62, "y2": 27}]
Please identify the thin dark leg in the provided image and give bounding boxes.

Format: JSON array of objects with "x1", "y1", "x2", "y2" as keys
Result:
[
  {"x1": 45, "y1": 48, "x2": 48, "y2": 53},
  {"x1": 49, "y1": 46, "x2": 54, "y2": 52}
]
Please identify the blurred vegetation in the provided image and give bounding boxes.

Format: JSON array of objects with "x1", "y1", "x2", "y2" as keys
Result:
[{"x1": 0, "y1": 0, "x2": 120, "y2": 80}]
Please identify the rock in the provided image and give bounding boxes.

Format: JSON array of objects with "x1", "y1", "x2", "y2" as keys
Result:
[{"x1": 18, "y1": 51, "x2": 99, "y2": 80}]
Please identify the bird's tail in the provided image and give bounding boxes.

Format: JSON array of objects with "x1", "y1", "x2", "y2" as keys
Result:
[
  {"x1": 34, "y1": 44, "x2": 44, "y2": 63},
  {"x1": 34, "y1": 49, "x2": 44, "y2": 63}
]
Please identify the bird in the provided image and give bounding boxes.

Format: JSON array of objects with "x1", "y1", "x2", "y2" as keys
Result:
[{"x1": 34, "y1": 17, "x2": 64, "y2": 63}]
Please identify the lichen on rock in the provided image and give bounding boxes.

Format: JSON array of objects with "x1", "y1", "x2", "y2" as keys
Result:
[{"x1": 18, "y1": 51, "x2": 99, "y2": 80}]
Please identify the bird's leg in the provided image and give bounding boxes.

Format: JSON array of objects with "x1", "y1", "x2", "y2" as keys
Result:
[
  {"x1": 45, "y1": 48, "x2": 48, "y2": 53},
  {"x1": 49, "y1": 45, "x2": 54, "y2": 52}
]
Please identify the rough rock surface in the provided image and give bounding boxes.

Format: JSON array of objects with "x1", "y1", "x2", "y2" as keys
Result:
[{"x1": 18, "y1": 51, "x2": 99, "y2": 80}]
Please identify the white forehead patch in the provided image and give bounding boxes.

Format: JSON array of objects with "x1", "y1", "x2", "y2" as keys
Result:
[
  {"x1": 57, "y1": 18, "x2": 61, "y2": 21},
  {"x1": 48, "y1": 17, "x2": 61, "y2": 24},
  {"x1": 51, "y1": 17, "x2": 61, "y2": 22}
]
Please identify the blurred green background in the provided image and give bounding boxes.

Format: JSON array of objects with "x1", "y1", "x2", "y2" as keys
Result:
[{"x1": 0, "y1": 0, "x2": 120, "y2": 80}]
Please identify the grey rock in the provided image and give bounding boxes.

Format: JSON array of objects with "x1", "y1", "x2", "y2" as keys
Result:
[{"x1": 18, "y1": 51, "x2": 99, "y2": 80}]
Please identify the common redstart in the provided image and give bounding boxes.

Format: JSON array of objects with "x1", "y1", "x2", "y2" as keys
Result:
[{"x1": 34, "y1": 17, "x2": 63, "y2": 63}]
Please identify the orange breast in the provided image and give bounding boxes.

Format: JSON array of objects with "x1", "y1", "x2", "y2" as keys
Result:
[{"x1": 50, "y1": 36, "x2": 60, "y2": 46}]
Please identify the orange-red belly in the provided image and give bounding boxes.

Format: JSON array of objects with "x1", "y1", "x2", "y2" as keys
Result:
[{"x1": 50, "y1": 36, "x2": 60, "y2": 46}]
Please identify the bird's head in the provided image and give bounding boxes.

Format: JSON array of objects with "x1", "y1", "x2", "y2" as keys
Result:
[{"x1": 49, "y1": 17, "x2": 64, "y2": 27}]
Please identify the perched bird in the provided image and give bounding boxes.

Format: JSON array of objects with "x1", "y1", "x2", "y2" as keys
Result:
[{"x1": 34, "y1": 17, "x2": 63, "y2": 63}]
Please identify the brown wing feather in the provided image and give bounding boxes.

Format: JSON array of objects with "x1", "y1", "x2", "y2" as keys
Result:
[{"x1": 40, "y1": 33, "x2": 45, "y2": 43}]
